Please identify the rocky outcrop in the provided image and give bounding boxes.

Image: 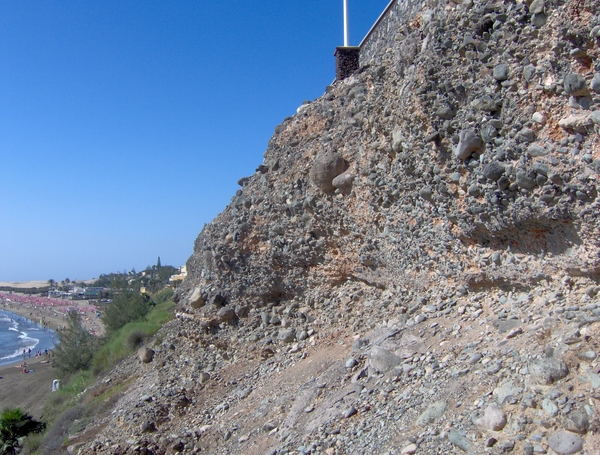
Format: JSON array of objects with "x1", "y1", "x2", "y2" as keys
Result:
[{"x1": 75, "y1": 0, "x2": 600, "y2": 453}]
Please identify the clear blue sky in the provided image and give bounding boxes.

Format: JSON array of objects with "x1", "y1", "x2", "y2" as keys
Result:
[{"x1": 1, "y1": 0, "x2": 389, "y2": 282}]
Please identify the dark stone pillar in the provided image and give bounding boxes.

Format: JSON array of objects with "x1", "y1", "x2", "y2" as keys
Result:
[{"x1": 334, "y1": 46, "x2": 360, "y2": 81}]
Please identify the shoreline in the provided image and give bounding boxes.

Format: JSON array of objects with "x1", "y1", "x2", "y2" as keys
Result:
[
  {"x1": 0, "y1": 292, "x2": 104, "y2": 335},
  {"x1": 0, "y1": 309, "x2": 57, "y2": 367}
]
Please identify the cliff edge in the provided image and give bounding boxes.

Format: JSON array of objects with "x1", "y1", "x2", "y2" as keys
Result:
[{"x1": 75, "y1": 0, "x2": 600, "y2": 453}]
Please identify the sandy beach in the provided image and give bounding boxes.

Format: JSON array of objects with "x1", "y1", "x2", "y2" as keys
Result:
[
  {"x1": 0, "y1": 282, "x2": 103, "y2": 419},
  {"x1": 0, "y1": 355, "x2": 58, "y2": 419},
  {"x1": 0, "y1": 290, "x2": 103, "y2": 335}
]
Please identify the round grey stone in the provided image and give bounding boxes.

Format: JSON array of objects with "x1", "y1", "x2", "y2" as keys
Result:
[
  {"x1": 477, "y1": 404, "x2": 507, "y2": 431},
  {"x1": 547, "y1": 431, "x2": 583, "y2": 454},
  {"x1": 527, "y1": 144, "x2": 548, "y2": 157},
  {"x1": 531, "y1": 13, "x2": 547, "y2": 28},
  {"x1": 591, "y1": 73, "x2": 600, "y2": 94},
  {"x1": 516, "y1": 171, "x2": 536, "y2": 190},
  {"x1": 483, "y1": 161, "x2": 505, "y2": 181},
  {"x1": 516, "y1": 128, "x2": 536, "y2": 143},
  {"x1": 138, "y1": 347, "x2": 155, "y2": 364},
  {"x1": 523, "y1": 65, "x2": 536, "y2": 81},
  {"x1": 332, "y1": 172, "x2": 355, "y2": 193},
  {"x1": 529, "y1": 358, "x2": 569, "y2": 385},
  {"x1": 493, "y1": 64, "x2": 509, "y2": 81},
  {"x1": 563, "y1": 411, "x2": 589, "y2": 434},
  {"x1": 481, "y1": 124, "x2": 498, "y2": 143},
  {"x1": 467, "y1": 184, "x2": 480, "y2": 197},
  {"x1": 309, "y1": 152, "x2": 347, "y2": 193},
  {"x1": 189, "y1": 288, "x2": 206, "y2": 309},
  {"x1": 529, "y1": 0, "x2": 545, "y2": 14},
  {"x1": 368, "y1": 346, "x2": 402, "y2": 373},
  {"x1": 437, "y1": 105, "x2": 455, "y2": 119},
  {"x1": 578, "y1": 351, "x2": 597, "y2": 360},
  {"x1": 532, "y1": 162, "x2": 549, "y2": 176},
  {"x1": 448, "y1": 430, "x2": 472, "y2": 451},
  {"x1": 564, "y1": 74, "x2": 588, "y2": 96},
  {"x1": 542, "y1": 398, "x2": 559, "y2": 417},
  {"x1": 419, "y1": 186, "x2": 433, "y2": 201},
  {"x1": 416, "y1": 400, "x2": 447, "y2": 426},
  {"x1": 217, "y1": 307, "x2": 236, "y2": 322},
  {"x1": 277, "y1": 328, "x2": 296, "y2": 342}
]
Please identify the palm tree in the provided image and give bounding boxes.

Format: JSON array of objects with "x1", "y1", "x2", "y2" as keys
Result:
[
  {"x1": 0, "y1": 408, "x2": 45, "y2": 454},
  {"x1": 47, "y1": 279, "x2": 55, "y2": 289}
]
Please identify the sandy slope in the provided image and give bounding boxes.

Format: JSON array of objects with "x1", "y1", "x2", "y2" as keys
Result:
[
  {"x1": 0, "y1": 281, "x2": 52, "y2": 289},
  {"x1": 0, "y1": 280, "x2": 95, "y2": 288},
  {"x1": 0, "y1": 356, "x2": 58, "y2": 419}
]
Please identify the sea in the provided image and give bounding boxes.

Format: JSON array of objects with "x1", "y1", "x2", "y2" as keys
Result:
[{"x1": 0, "y1": 310, "x2": 57, "y2": 366}]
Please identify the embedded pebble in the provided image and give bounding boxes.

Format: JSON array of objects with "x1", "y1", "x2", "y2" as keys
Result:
[{"x1": 547, "y1": 431, "x2": 584, "y2": 454}]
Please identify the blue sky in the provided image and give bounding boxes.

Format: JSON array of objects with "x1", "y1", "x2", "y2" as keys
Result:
[{"x1": 0, "y1": 0, "x2": 389, "y2": 282}]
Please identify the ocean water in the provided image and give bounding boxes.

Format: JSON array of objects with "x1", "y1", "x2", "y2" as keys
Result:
[{"x1": 0, "y1": 310, "x2": 57, "y2": 366}]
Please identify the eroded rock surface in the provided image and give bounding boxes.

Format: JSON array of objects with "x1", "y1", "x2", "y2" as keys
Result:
[{"x1": 73, "y1": 0, "x2": 600, "y2": 453}]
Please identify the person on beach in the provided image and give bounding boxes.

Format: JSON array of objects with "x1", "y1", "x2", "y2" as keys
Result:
[
  {"x1": 28, "y1": 348, "x2": 32, "y2": 358},
  {"x1": 22, "y1": 349, "x2": 26, "y2": 359}
]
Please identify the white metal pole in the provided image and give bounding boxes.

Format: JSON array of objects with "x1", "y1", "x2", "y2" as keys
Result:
[{"x1": 343, "y1": 0, "x2": 349, "y2": 46}]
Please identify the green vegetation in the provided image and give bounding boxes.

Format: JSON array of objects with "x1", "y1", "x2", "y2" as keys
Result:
[
  {"x1": 89, "y1": 263, "x2": 178, "y2": 293},
  {"x1": 30, "y1": 287, "x2": 175, "y2": 454},
  {"x1": 150, "y1": 287, "x2": 174, "y2": 305},
  {"x1": 102, "y1": 281, "x2": 150, "y2": 334},
  {"x1": 92, "y1": 300, "x2": 174, "y2": 374},
  {"x1": 0, "y1": 408, "x2": 45, "y2": 454},
  {"x1": 41, "y1": 371, "x2": 92, "y2": 427},
  {"x1": 53, "y1": 311, "x2": 100, "y2": 374},
  {"x1": 5, "y1": 264, "x2": 179, "y2": 453},
  {"x1": 0, "y1": 286, "x2": 50, "y2": 296}
]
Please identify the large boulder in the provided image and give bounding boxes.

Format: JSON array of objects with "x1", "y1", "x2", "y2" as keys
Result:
[
  {"x1": 189, "y1": 288, "x2": 205, "y2": 309},
  {"x1": 138, "y1": 347, "x2": 155, "y2": 364},
  {"x1": 309, "y1": 152, "x2": 347, "y2": 193}
]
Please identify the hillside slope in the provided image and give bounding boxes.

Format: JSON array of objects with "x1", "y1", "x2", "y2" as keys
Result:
[{"x1": 75, "y1": 0, "x2": 600, "y2": 453}]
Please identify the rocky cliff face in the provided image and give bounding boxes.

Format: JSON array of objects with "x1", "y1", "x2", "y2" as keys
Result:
[{"x1": 76, "y1": 0, "x2": 600, "y2": 454}]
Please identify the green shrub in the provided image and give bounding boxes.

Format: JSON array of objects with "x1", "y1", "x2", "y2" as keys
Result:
[
  {"x1": 68, "y1": 417, "x2": 89, "y2": 436},
  {"x1": 126, "y1": 328, "x2": 150, "y2": 350},
  {"x1": 150, "y1": 287, "x2": 174, "y2": 305},
  {"x1": 41, "y1": 370, "x2": 93, "y2": 427},
  {"x1": 92, "y1": 301, "x2": 175, "y2": 374},
  {"x1": 36, "y1": 405, "x2": 84, "y2": 455},
  {"x1": 53, "y1": 311, "x2": 100, "y2": 375},
  {"x1": 102, "y1": 290, "x2": 149, "y2": 334},
  {"x1": 35, "y1": 298, "x2": 175, "y2": 452},
  {"x1": 21, "y1": 431, "x2": 43, "y2": 454}
]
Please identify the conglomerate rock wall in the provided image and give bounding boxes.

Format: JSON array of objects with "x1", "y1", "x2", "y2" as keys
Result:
[
  {"x1": 176, "y1": 0, "x2": 600, "y2": 314},
  {"x1": 76, "y1": 0, "x2": 600, "y2": 454}
]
